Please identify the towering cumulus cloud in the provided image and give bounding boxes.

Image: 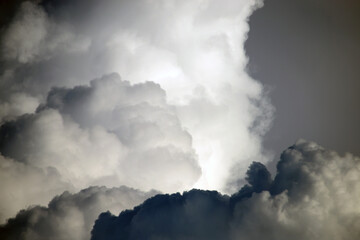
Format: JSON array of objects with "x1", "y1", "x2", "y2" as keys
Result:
[
  {"x1": 89, "y1": 140, "x2": 360, "y2": 240},
  {"x1": 0, "y1": 0, "x2": 271, "y2": 197},
  {"x1": 1, "y1": 1, "x2": 358, "y2": 240},
  {"x1": 0, "y1": 0, "x2": 274, "y2": 238}
]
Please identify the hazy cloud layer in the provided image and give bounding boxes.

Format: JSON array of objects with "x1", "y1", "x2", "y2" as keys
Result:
[
  {"x1": 91, "y1": 140, "x2": 360, "y2": 240},
  {"x1": 0, "y1": 186, "x2": 157, "y2": 240},
  {"x1": 0, "y1": 0, "x2": 272, "y2": 195}
]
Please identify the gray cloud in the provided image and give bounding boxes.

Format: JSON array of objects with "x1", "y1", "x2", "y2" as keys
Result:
[
  {"x1": 0, "y1": 154, "x2": 72, "y2": 223},
  {"x1": 0, "y1": 186, "x2": 157, "y2": 240},
  {"x1": 1, "y1": 2, "x2": 88, "y2": 64},
  {"x1": 90, "y1": 140, "x2": 360, "y2": 240}
]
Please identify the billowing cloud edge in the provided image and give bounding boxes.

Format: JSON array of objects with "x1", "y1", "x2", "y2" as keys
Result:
[{"x1": 90, "y1": 140, "x2": 360, "y2": 240}]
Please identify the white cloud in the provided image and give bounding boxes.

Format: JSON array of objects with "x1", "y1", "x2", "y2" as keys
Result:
[
  {"x1": 0, "y1": 0, "x2": 272, "y2": 227},
  {"x1": 0, "y1": 74, "x2": 201, "y2": 195},
  {"x1": 1, "y1": 0, "x2": 271, "y2": 193}
]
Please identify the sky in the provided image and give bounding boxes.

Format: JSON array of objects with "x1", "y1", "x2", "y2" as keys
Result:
[
  {"x1": 245, "y1": 0, "x2": 360, "y2": 171},
  {"x1": 0, "y1": 0, "x2": 359, "y2": 240}
]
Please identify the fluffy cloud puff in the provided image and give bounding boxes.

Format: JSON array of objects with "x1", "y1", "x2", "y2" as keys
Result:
[
  {"x1": 90, "y1": 140, "x2": 360, "y2": 240},
  {"x1": 1, "y1": 1, "x2": 89, "y2": 64},
  {"x1": 0, "y1": 186, "x2": 157, "y2": 240},
  {"x1": 0, "y1": 73, "x2": 200, "y2": 196},
  {"x1": 0, "y1": 154, "x2": 72, "y2": 223},
  {"x1": 0, "y1": 0, "x2": 272, "y2": 192}
]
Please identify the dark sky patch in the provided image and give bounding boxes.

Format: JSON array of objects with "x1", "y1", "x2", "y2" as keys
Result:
[{"x1": 246, "y1": 0, "x2": 360, "y2": 166}]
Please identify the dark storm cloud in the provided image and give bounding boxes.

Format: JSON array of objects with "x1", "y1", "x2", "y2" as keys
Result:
[
  {"x1": 91, "y1": 140, "x2": 360, "y2": 240},
  {"x1": 0, "y1": 186, "x2": 157, "y2": 240},
  {"x1": 245, "y1": 0, "x2": 360, "y2": 162},
  {"x1": 0, "y1": 160, "x2": 269, "y2": 240}
]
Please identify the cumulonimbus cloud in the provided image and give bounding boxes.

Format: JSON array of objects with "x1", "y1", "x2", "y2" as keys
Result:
[
  {"x1": 1, "y1": 1, "x2": 358, "y2": 240},
  {"x1": 0, "y1": 0, "x2": 272, "y2": 197},
  {"x1": 89, "y1": 140, "x2": 360, "y2": 240},
  {"x1": 0, "y1": 0, "x2": 274, "y2": 234}
]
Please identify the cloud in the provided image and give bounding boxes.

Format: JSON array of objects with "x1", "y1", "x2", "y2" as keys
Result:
[
  {"x1": 0, "y1": 73, "x2": 201, "y2": 196},
  {"x1": 0, "y1": 186, "x2": 157, "y2": 240},
  {"x1": 0, "y1": 0, "x2": 274, "y2": 236},
  {"x1": 0, "y1": 0, "x2": 272, "y2": 193},
  {"x1": 0, "y1": 154, "x2": 72, "y2": 223},
  {"x1": 1, "y1": 1, "x2": 89, "y2": 64},
  {"x1": 90, "y1": 140, "x2": 360, "y2": 240},
  {"x1": 0, "y1": 1, "x2": 356, "y2": 240}
]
